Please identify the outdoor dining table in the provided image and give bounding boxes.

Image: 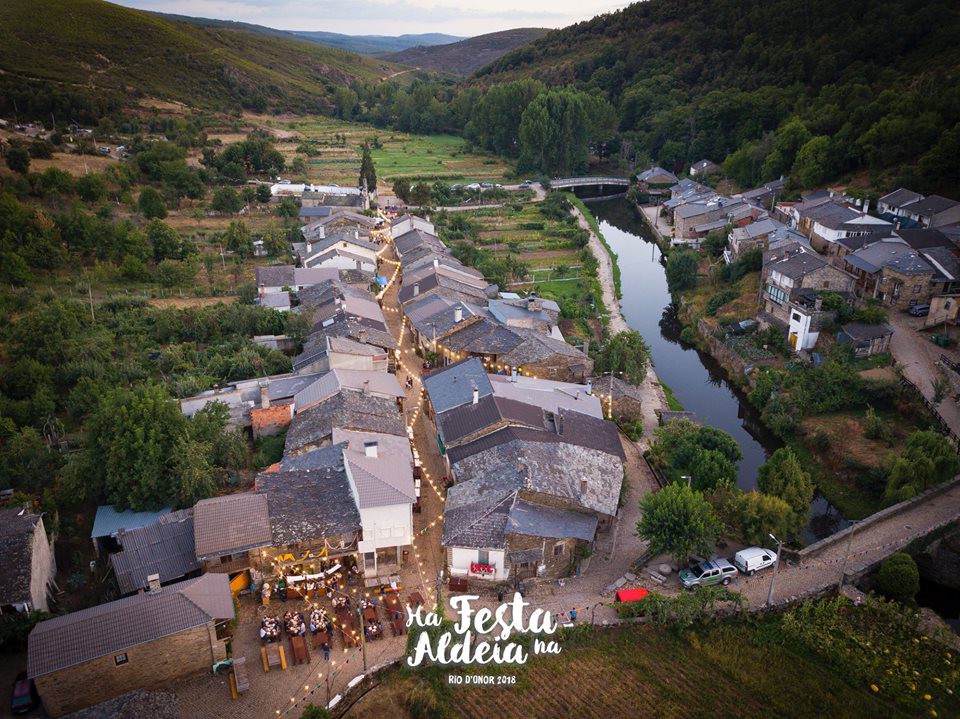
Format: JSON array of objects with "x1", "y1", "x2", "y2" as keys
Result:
[
  {"x1": 336, "y1": 607, "x2": 359, "y2": 647},
  {"x1": 311, "y1": 629, "x2": 331, "y2": 650},
  {"x1": 290, "y1": 635, "x2": 310, "y2": 665},
  {"x1": 383, "y1": 591, "x2": 403, "y2": 619},
  {"x1": 362, "y1": 605, "x2": 379, "y2": 623},
  {"x1": 407, "y1": 591, "x2": 424, "y2": 608}
]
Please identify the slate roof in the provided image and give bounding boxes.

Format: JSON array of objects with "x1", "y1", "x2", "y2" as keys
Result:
[
  {"x1": 422, "y1": 357, "x2": 494, "y2": 414},
  {"x1": 0, "y1": 508, "x2": 43, "y2": 606},
  {"x1": 398, "y1": 272, "x2": 490, "y2": 305},
  {"x1": 895, "y1": 229, "x2": 953, "y2": 251},
  {"x1": 303, "y1": 233, "x2": 379, "y2": 256},
  {"x1": 489, "y1": 374, "x2": 602, "y2": 418},
  {"x1": 840, "y1": 323, "x2": 894, "y2": 341},
  {"x1": 285, "y1": 392, "x2": 406, "y2": 455},
  {"x1": 488, "y1": 299, "x2": 556, "y2": 325},
  {"x1": 345, "y1": 452, "x2": 416, "y2": 508},
  {"x1": 766, "y1": 249, "x2": 828, "y2": 279},
  {"x1": 193, "y1": 494, "x2": 272, "y2": 561},
  {"x1": 303, "y1": 315, "x2": 398, "y2": 352},
  {"x1": 257, "y1": 468, "x2": 361, "y2": 546},
  {"x1": 256, "y1": 266, "x2": 295, "y2": 288},
  {"x1": 307, "y1": 210, "x2": 377, "y2": 228},
  {"x1": 294, "y1": 369, "x2": 403, "y2": 411},
  {"x1": 393, "y1": 229, "x2": 444, "y2": 258},
  {"x1": 587, "y1": 375, "x2": 644, "y2": 403},
  {"x1": 299, "y1": 206, "x2": 332, "y2": 219},
  {"x1": 436, "y1": 395, "x2": 545, "y2": 445},
  {"x1": 920, "y1": 246, "x2": 960, "y2": 282},
  {"x1": 91, "y1": 506, "x2": 173, "y2": 539},
  {"x1": 110, "y1": 510, "x2": 199, "y2": 595},
  {"x1": 637, "y1": 166, "x2": 678, "y2": 183},
  {"x1": 440, "y1": 318, "x2": 523, "y2": 354},
  {"x1": 408, "y1": 299, "x2": 486, "y2": 338},
  {"x1": 902, "y1": 194, "x2": 960, "y2": 217},
  {"x1": 499, "y1": 328, "x2": 587, "y2": 366},
  {"x1": 848, "y1": 242, "x2": 933, "y2": 275},
  {"x1": 279, "y1": 443, "x2": 346, "y2": 472},
  {"x1": 879, "y1": 188, "x2": 923, "y2": 209},
  {"x1": 28, "y1": 574, "x2": 234, "y2": 679},
  {"x1": 506, "y1": 500, "x2": 598, "y2": 541}
]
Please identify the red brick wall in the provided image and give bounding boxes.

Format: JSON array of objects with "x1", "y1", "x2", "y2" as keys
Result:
[{"x1": 251, "y1": 404, "x2": 293, "y2": 438}]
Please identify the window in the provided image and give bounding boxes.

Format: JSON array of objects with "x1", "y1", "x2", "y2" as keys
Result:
[
  {"x1": 946, "y1": 301, "x2": 953, "y2": 311},
  {"x1": 821, "y1": 280, "x2": 830, "y2": 289},
  {"x1": 553, "y1": 543, "x2": 564, "y2": 557},
  {"x1": 219, "y1": 554, "x2": 234, "y2": 564},
  {"x1": 477, "y1": 550, "x2": 490, "y2": 565},
  {"x1": 114, "y1": 653, "x2": 128, "y2": 666},
  {"x1": 913, "y1": 284, "x2": 922, "y2": 294},
  {"x1": 765, "y1": 284, "x2": 788, "y2": 306},
  {"x1": 791, "y1": 313, "x2": 802, "y2": 322}
]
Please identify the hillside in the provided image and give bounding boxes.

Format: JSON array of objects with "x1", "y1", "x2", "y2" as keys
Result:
[
  {"x1": 0, "y1": 0, "x2": 401, "y2": 116},
  {"x1": 384, "y1": 28, "x2": 550, "y2": 77},
  {"x1": 474, "y1": 0, "x2": 960, "y2": 193},
  {"x1": 293, "y1": 31, "x2": 464, "y2": 56},
  {"x1": 156, "y1": 15, "x2": 462, "y2": 55}
]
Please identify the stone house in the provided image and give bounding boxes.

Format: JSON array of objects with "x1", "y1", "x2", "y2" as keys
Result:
[
  {"x1": 760, "y1": 245, "x2": 856, "y2": 325},
  {"x1": 588, "y1": 375, "x2": 644, "y2": 424},
  {"x1": 843, "y1": 241, "x2": 936, "y2": 310},
  {"x1": 689, "y1": 159, "x2": 719, "y2": 177},
  {"x1": 837, "y1": 323, "x2": 894, "y2": 357},
  {"x1": 193, "y1": 493, "x2": 272, "y2": 588},
  {"x1": 292, "y1": 335, "x2": 389, "y2": 375},
  {"x1": 895, "y1": 194, "x2": 960, "y2": 228},
  {"x1": 0, "y1": 508, "x2": 56, "y2": 614},
  {"x1": 28, "y1": 574, "x2": 234, "y2": 717}
]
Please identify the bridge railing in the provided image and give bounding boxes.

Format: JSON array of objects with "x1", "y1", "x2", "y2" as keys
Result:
[{"x1": 551, "y1": 176, "x2": 631, "y2": 187}]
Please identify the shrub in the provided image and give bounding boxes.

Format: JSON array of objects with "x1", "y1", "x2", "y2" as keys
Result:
[
  {"x1": 704, "y1": 290, "x2": 738, "y2": 316},
  {"x1": 874, "y1": 552, "x2": 919, "y2": 602}
]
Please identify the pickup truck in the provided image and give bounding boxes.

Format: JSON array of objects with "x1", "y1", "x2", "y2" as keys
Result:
[{"x1": 679, "y1": 558, "x2": 738, "y2": 589}]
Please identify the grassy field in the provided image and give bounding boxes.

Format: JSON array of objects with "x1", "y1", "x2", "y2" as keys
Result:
[
  {"x1": 250, "y1": 117, "x2": 511, "y2": 186},
  {"x1": 349, "y1": 619, "x2": 921, "y2": 719}
]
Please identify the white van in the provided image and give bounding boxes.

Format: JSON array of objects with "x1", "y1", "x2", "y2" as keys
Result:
[{"x1": 734, "y1": 547, "x2": 776, "y2": 575}]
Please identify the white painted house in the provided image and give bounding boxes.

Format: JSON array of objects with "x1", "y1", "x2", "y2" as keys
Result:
[
  {"x1": 391, "y1": 214, "x2": 435, "y2": 237},
  {"x1": 336, "y1": 429, "x2": 416, "y2": 577}
]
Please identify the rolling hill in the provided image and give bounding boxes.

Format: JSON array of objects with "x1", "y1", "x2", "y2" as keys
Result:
[
  {"x1": 292, "y1": 31, "x2": 464, "y2": 56},
  {"x1": 0, "y1": 0, "x2": 402, "y2": 115},
  {"x1": 156, "y1": 15, "x2": 464, "y2": 56},
  {"x1": 384, "y1": 28, "x2": 550, "y2": 77}
]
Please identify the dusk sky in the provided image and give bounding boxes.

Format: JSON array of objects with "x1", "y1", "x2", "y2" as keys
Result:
[{"x1": 111, "y1": 0, "x2": 630, "y2": 36}]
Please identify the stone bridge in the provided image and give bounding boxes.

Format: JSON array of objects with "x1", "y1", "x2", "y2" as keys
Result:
[{"x1": 551, "y1": 176, "x2": 632, "y2": 189}]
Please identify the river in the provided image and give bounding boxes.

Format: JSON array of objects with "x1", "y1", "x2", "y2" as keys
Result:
[{"x1": 584, "y1": 197, "x2": 849, "y2": 544}]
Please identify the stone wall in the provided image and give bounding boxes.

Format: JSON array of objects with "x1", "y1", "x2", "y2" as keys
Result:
[
  {"x1": 506, "y1": 533, "x2": 580, "y2": 579},
  {"x1": 35, "y1": 623, "x2": 221, "y2": 717}
]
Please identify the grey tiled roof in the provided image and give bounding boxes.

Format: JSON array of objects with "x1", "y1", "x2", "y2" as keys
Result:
[
  {"x1": 499, "y1": 328, "x2": 587, "y2": 365},
  {"x1": 28, "y1": 574, "x2": 234, "y2": 679},
  {"x1": 441, "y1": 318, "x2": 524, "y2": 354},
  {"x1": 110, "y1": 510, "x2": 199, "y2": 594},
  {"x1": 285, "y1": 392, "x2": 406, "y2": 455},
  {"x1": 257, "y1": 468, "x2": 361, "y2": 546},
  {"x1": 280, "y1": 443, "x2": 346, "y2": 472},
  {"x1": 256, "y1": 266, "x2": 295, "y2": 288},
  {"x1": 0, "y1": 508, "x2": 42, "y2": 605},
  {"x1": 193, "y1": 494, "x2": 272, "y2": 561},
  {"x1": 840, "y1": 323, "x2": 894, "y2": 341},
  {"x1": 902, "y1": 194, "x2": 960, "y2": 216},
  {"x1": 436, "y1": 395, "x2": 545, "y2": 445},
  {"x1": 506, "y1": 500, "x2": 598, "y2": 541},
  {"x1": 423, "y1": 357, "x2": 494, "y2": 414},
  {"x1": 766, "y1": 249, "x2": 828, "y2": 279},
  {"x1": 895, "y1": 229, "x2": 952, "y2": 251},
  {"x1": 442, "y1": 490, "x2": 513, "y2": 549},
  {"x1": 879, "y1": 188, "x2": 923, "y2": 208}
]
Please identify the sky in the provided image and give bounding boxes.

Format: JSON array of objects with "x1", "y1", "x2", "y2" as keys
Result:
[{"x1": 111, "y1": 0, "x2": 630, "y2": 36}]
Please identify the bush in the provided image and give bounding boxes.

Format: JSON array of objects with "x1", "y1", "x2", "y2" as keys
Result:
[
  {"x1": 704, "y1": 290, "x2": 738, "y2": 316},
  {"x1": 875, "y1": 552, "x2": 920, "y2": 603},
  {"x1": 404, "y1": 681, "x2": 444, "y2": 719}
]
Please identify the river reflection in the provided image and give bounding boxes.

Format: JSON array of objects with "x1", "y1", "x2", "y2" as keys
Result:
[{"x1": 586, "y1": 198, "x2": 849, "y2": 543}]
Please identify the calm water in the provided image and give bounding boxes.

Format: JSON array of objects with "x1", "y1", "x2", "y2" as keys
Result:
[{"x1": 586, "y1": 198, "x2": 849, "y2": 543}]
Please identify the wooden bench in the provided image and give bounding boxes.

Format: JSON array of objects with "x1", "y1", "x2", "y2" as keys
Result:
[
  {"x1": 230, "y1": 656, "x2": 249, "y2": 698},
  {"x1": 261, "y1": 642, "x2": 286, "y2": 672},
  {"x1": 449, "y1": 577, "x2": 468, "y2": 592},
  {"x1": 290, "y1": 635, "x2": 310, "y2": 665}
]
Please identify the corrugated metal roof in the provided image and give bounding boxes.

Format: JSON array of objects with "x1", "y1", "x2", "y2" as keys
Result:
[
  {"x1": 91, "y1": 505, "x2": 173, "y2": 539},
  {"x1": 110, "y1": 510, "x2": 199, "y2": 594}
]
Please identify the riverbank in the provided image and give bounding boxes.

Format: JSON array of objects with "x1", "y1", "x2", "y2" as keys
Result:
[
  {"x1": 570, "y1": 199, "x2": 669, "y2": 444},
  {"x1": 639, "y1": 203, "x2": 673, "y2": 251}
]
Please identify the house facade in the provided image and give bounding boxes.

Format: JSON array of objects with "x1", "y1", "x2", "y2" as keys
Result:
[
  {"x1": 28, "y1": 574, "x2": 234, "y2": 717},
  {"x1": 760, "y1": 246, "x2": 856, "y2": 325},
  {"x1": 0, "y1": 508, "x2": 56, "y2": 614}
]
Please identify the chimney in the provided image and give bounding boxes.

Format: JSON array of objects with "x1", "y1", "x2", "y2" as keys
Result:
[
  {"x1": 527, "y1": 297, "x2": 542, "y2": 312},
  {"x1": 814, "y1": 296, "x2": 823, "y2": 312},
  {"x1": 863, "y1": 199, "x2": 870, "y2": 215},
  {"x1": 362, "y1": 380, "x2": 370, "y2": 396},
  {"x1": 364, "y1": 441, "x2": 378, "y2": 458},
  {"x1": 319, "y1": 225, "x2": 325, "y2": 239},
  {"x1": 358, "y1": 328, "x2": 368, "y2": 343},
  {"x1": 472, "y1": 386, "x2": 479, "y2": 405},
  {"x1": 260, "y1": 382, "x2": 270, "y2": 409},
  {"x1": 413, "y1": 283, "x2": 420, "y2": 296},
  {"x1": 587, "y1": 379, "x2": 593, "y2": 395},
  {"x1": 434, "y1": 258, "x2": 439, "y2": 268},
  {"x1": 147, "y1": 573, "x2": 161, "y2": 594},
  {"x1": 454, "y1": 306, "x2": 463, "y2": 323},
  {"x1": 354, "y1": 229, "x2": 359, "y2": 239},
  {"x1": 510, "y1": 368, "x2": 518, "y2": 383}
]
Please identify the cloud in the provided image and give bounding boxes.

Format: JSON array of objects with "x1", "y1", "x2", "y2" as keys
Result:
[{"x1": 113, "y1": 0, "x2": 626, "y2": 35}]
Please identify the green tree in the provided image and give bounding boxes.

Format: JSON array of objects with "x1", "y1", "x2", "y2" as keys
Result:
[
  {"x1": 224, "y1": 220, "x2": 254, "y2": 256},
  {"x1": 664, "y1": 250, "x2": 698, "y2": 292},
  {"x1": 735, "y1": 491, "x2": 795, "y2": 547},
  {"x1": 410, "y1": 183, "x2": 433, "y2": 207},
  {"x1": 138, "y1": 186, "x2": 167, "y2": 219},
  {"x1": 172, "y1": 437, "x2": 216, "y2": 508},
  {"x1": 687, "y1": 448, "x2": 737, "y2": 491},
  {"x1": 471, "y1": 79, "x2": 546, "y2": 156},
  {"x1": 75, "y1": 173, "x2": 107, "y2": 202},
  {"x1": 6, "y1": 146, "x2": 30, "y2": 174},
  {"x1": 637, "y1": 482, "x2": 720, "y2": 566},
  {"x1": 84, "y1": 384, "x2": 188, "y2": 510},
  {"x1": 392, "y1": 178, "x2": 411, "y2": 203},
  {"x1": 211, "y1": 187, "x2": 242, "y2": 214},
  {"x1": 592, "y1": 330, "x2": 650, "y2": 385},
  {"x1": 358, "y1": 141, "x2": 376, "y2": 191},
  {"x1": 792, "y1": 136, "x2": 834, "y2": 188},
  {"x1": 300, "y1": 705, "x2": 333, "y2": 719},
  {"x1": 875, "y1": 552, "x2": 919, "y2": 603},
  {"x1": 256, "y1": 184, "x2": 273, "y2": 203},
  {"x1": 883, "y1": 430, "x2": 960, "y2": 503},
  {"x1": 757, "y1": 447, "x2": 814, "y2": 541},
  {"x1": 261, "y1": 224, "x2": 289, "y2": 257},
  {"x1": 518, "y1": 89, "x2": 590, "y2": 175},
  {"x1": 147, "y1": 219, "x2": 182, "y2": 262}
]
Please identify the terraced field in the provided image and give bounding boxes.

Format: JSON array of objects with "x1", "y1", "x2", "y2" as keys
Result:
[{"x1": 349, "y1": 623, "x2": 912, "y2": 719}]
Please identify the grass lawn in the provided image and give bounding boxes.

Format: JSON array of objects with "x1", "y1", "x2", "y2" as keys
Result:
[{"x1": 350, "y1": 619, "x2": 919, "y2": 719}]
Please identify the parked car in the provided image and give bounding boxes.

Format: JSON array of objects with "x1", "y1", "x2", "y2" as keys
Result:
[
  {"x1": 679, "y1": 558, "x2": 738, "y2": 589},
  {"x1": 733, "y1": 547, "x2": 776, "y2": 575},
  {"x1": 11, "y1": 671, "x2": 38, "y2": 715},
  {"x1": 908, "y1": 304, "x2": 930, "y2": 317},
  {"x1": 480, "y1": 182, "x2": 494, "y2": 188},
  {"x1": 519, "y1": 179, "x2": 532, "y2": 187}
]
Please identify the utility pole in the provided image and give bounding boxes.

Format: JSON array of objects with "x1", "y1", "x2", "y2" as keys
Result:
[
  {"x1": 87, "y1": 285, "x2": 96, "y2": 322},
  {"x1": 837, "y1": 520, "x2": 859, "y2": 593},
  {"x1": 765, "y1": 534, "x2": 784, "y2": 608},
  {"x1": 356, "y1": 605, "x2": 367, "y2": 671}
]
